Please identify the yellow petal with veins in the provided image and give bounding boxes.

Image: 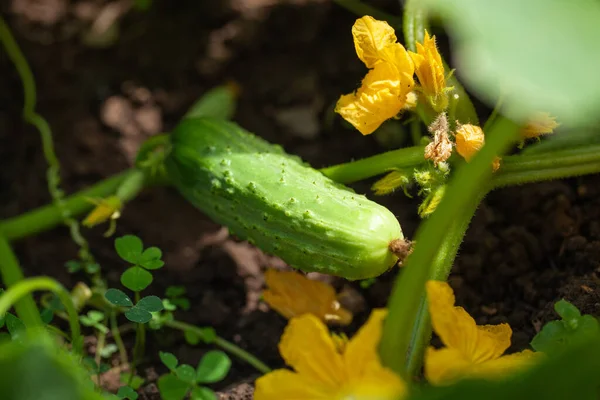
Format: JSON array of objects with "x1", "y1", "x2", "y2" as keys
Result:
[
  {"x1": 352, "y1": 16, "x2": 398, "y2": 69},
  {"x1": 335, "y1": 61, "x2": 406, "y2": 135},
  {"x1": 254, "y1": 369, "x2": 335, "y2": 400},
  {"x1": 468, "y1": 349, "x2": 543, "y2": 379},
  {"x1": 424, "y1": 346, "x2": 472, "y2": 385},
  {"x1": 262, "y1": 269, "x2": 353, "y2": 325},
  {"x1": 278, "y1": 314, "x2": 346, "y2": 387},
  {"x1": 426, "y1": 281, "x2": 511, "y2": 363},
  {"x1": 344, "y1": 309, "x2": 387, "y2": 380},
  {"x1": 342, "y1": 360, "x2": 407, "y2": 400}
]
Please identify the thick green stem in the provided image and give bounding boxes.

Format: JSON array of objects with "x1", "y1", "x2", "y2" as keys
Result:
[
  {"x1": 319, "y1": 145, "x2": 426, "y2": 184},
  {"x1": 164, "y1": 319, "x2": 271, "y2": 374},
  {"x1": 0, "y1": 237, "x2": 42, "y2": 327},
  {"x1": 0, "y1": 276, "x2": 82, "y2": 354},
  {"x1": 402, "y1": 0, "x2": 427, "y2": 52},
  {"x1": 379, "y1": 117, "x2": 519, "y2": 378},
  {"x1": 404, "y1": 190, "x2": 485, "y2": 377},
  {"x1": 0, "y1": 169, "x2": 139, "y2": 241},
  {"x1": 333, "y1": 0, "x2": 403, "y2": 27}
]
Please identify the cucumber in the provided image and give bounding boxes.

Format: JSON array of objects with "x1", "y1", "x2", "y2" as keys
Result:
[{"x1": 165, "y1": 117, "x2": 403, "y2": 280}]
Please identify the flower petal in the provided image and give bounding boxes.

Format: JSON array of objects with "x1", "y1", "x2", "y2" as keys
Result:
[
  {"x1": 279, "y1": 314, "x2": 346, "y2": 387},
  {"x1": 424, "y1": 346, "x2": 472, "y2": 386},
  {"x1": 426, "y1": 280, "x2": 511, "y2": 363},
  {"x1": 335, "y1": 61, "x2": 406, "y2": 135},
  {"x1": 254, "y1": 369, "x2": 335, "y2": 400},
  {"x1": 262, "y1": 269, "x2": 353, "y2": 325},
  {"x1": 352, "y1": 16, "x2": 398, "y2": 68},
  {"x1": 454, "y1": 124, "x2": 485, "y2": 161},
  {"x1": 468, "y1": 349, "x2": 543, "y2": 379},
  {"x1": 521, "y1": 112, "x2": 560, "y2": 139},
  {"x1": 341, "y1": 360, "x2": 407, "y2": 400},
  {"x1": 343, "y1": 309, "x2": 387, "y2": 380}
]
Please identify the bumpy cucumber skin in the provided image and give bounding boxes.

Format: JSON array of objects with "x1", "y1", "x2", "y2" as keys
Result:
[{"x1": 165, "y1": 117, "x2": 403, "y2": 280}]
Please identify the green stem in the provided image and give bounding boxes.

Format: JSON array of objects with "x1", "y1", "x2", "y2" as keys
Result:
[
  {"x1": 0, "y1": 236, "x2": 42, "y2": 327},
  {"x1": 319, "y1": 145, "x2": 426, "y2": 184},
  {"x1": 130, "y1": 292, "x2": 145, "y2": 381},
  {"x1": 332, "y1": 0, "x2": 403, "y2": 27},
  {"x1": 0, "y1": 15, "x2": 96, "y2": 267},
  {"x1": 110, "y1": 310, "x2": 129, "y2": 367},
  {"x1": 0, "y1": 169, "x2": 138, "y2": 241},
  {"x1": 402, "y1": 0, "x2": 427, "y2": 52},
  {"x1": 404, "y1": 190, "x2": 484, "y2": 377},
  {"x1": 492, "y1": 162, "x2": 600, "y2": 190},
  {"x1": 164, "y1": 319, "x2": 271, "y2": 374},
  {"x1": 0, "y1": 276, "x2": 82, "y2": 354},
  {"x1": 379, "y1": 117, "x2": 519, "y2": 378}
]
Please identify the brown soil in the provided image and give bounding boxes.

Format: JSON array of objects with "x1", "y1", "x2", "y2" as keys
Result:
[{"x1": 2, "y1": 1, "x2": 600, "y2": 399}]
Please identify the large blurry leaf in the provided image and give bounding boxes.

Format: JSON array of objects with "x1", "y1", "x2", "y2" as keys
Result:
[
  {"x1": 406, "y1": 333, "x2": 600, "y2": 400},
  {"x1": 423, "y1": 0, "x2": 600, "y2": 126},
  {"x1": 0, "y1": 333, "x2": 104, "y2": 400}
]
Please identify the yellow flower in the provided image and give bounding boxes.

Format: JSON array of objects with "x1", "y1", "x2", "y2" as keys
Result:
[
  {"x1": 424, "y1": 280, "x2": 542, "y2": 385},
  {"x1": 521, "y1": 112, "x2": 559, "y2": 139},
  {"x1": 82, "y1": 196, "x2": 122, "y2": 227},
  {"x1": 262, "y1": 269, "x2": 353, "y2": 325},
  {"x1": 254, "y1": 309, "x2": 407, "y2": 400},
  {"x1": 454, "y1": 124, "x2": 501, "y2": 171},
  {"x1": 409, "y1": 31, "x2": 448, "y2": 112},
  {"x1": 336, "y1": 16, "x2": 415, "y2": 135}
]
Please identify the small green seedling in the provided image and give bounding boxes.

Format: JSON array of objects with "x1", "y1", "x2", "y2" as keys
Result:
[
  {"x1": 117, "y1": 385, "x2": 139, "y2": 400},
  {"x1": 80, "y1": 310, "x2": 109, "y2": 334},
  {"x1": 531, "y1": 299, "x2": 600, "y2": 355},
  {"x1": 164, "y1": 286, "x2": 191, "y2": 311},
  {"x1": 65, "y1": 259, "x2": 100, "y2": 275},
  {"x1": 104, "y1": 289, "x2": 163, "y2": 324},
  {"x1": 115, "y1": 235, "x2": 165, "y2": 292},
  {"x1": 157, "y1": 350, "x2": 231, "y2": 400}
]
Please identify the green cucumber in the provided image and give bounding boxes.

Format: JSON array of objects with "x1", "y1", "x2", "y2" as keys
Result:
[{"x1": 165, "y1": 117, "x2": 403, "y2": 280}]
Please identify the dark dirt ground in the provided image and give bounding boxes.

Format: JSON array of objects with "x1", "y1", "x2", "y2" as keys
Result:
[{"x1": 2, "y1": 1, "x2": 600, "y2": 399}]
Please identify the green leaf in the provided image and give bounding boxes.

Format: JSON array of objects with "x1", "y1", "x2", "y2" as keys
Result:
[
  {"x1": 196, "y1": 351, "x2": 231, "y2": 383},
  {"x1": 40, "y1": 308, "x2": 54, "y2": 324},
  {"x1": 554, "y1": 299, "x2": 581, "y2": 323},
  {"x1": 120, "y1": 373, "x2": 145, "y2": 390},
  {"x1": 184, "y1": 84, "x2": 237, "y2": 121},
  {"x1": 100, "y1": 344, "x2": 119, "y2": 359},
  {"x1": 117, "y1": 385, "x2": 139, "y2": 400},
  {"x1": 157, "y1": 374, "x2": 190, "y2": 400},
  {"x1": 422, "y1": 0, "x2": 600, "y2": 126},
  {"x1": 166, "y1": 286, "x2": 186, "y2": 297},
  {"x1": 85, "y1": 262, "x2": 101, "y2": 274},
  {"x1": 121, "y1": 266, "x2": 153, "y2": 292},
  {"x1": 88, "y1": 310, "x2": 105, "y2": 322},
  {"x1": 175, "y1": 365, "x2": 197, "y2": 384},
  {"x1": 137, "y1": 296, "x2": 164, "y2": 313},
  {"x1": 159, "y1": 352, "x2": 179, "y2": 371},
  {"x1": 171, "y1": 298, "x2": 190, "y2": 311},
  {"x1": 140, "y1": 259, "x2": 165, "y2": 270},
  {"x1": 5, "y1": 313, "x2": 26, "y2": 340},
  {"x1": 105, "y1": 289, "x2": 134, "y2": 307},
  {"x1": 124, "y1": 306, "x2": 152, "y2": 324},
  {"x1": 163, "y1": 299, "x2": 177, "y2": 311},
  {"x1": 115, "y1": 235, "x2": 143, "y2": 264},
  {"x1": 65, "y1": 260, "x2": 82, "y2": 273},
  {"x1": 190, "y1": 387, "x2": 218, "y2": 400},
  {"x1": 184, "y1": 330, "x2": 201, "y2": 346}
]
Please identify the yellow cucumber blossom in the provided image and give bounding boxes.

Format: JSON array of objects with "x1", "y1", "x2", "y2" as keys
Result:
[
  {"x1": 262, "y1": 269, "x2": 353, "y2": 325},
  {"x1": 424, "y1": 280, "x2": 543, "y2": 385},
  {"x1": 521, "y1": 112, "x2": 559, "y2": 139},
  {"x1": 454, "y1": 123, "x2": 501, "y2": 171},
  {"x1": 409, "y1": 30, "x2": 449, "y2": 112},
  {"x1": 336, "y1": 16, "x2": 415, "y2": 135},
  {"x1": 254, "y1": 309, "x2": 407, "y2": 400}
]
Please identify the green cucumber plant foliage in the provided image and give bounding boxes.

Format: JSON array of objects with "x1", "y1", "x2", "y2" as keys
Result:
[{"x1": 1, "y1": 0, "x2": 600, "y2": 398}]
